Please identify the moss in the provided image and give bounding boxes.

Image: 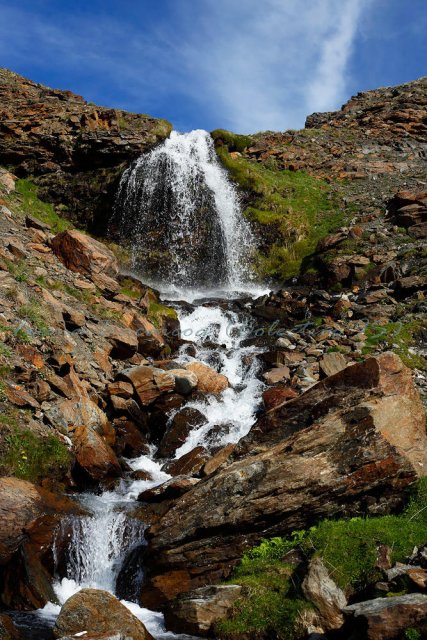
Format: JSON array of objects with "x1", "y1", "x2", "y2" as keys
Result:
[
  {"x1": 211, "y1": 129, "x2": 253, "y2": 153},
  {"x1": 11, "y1": 179, "x2": 73, "y2": 232},
  {"x1": 1, "y1": 427, "x2": 71, "y2": 483},
  {"x1": 147, "y1": 300, "x2": 178, "y2": 330},
  {"x1": 35, "y1": 276, "x2": 93, "y2": 304},
  {"x1": 216, "y1": 147, "x2": 345, "y2": 280},
  {"x1": 362, "y1": 320, "x2": 427, "y2": 370}
]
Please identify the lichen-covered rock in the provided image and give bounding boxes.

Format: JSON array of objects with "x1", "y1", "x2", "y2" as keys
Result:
[
  {"x1": 53, "y1": 588, "x2": 153, "y2": 640},
  {"x1": 302, "y1": 558, "x2": 347, "y2": 631}
]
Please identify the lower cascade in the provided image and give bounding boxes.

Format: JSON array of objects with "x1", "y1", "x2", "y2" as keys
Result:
[{"x1": 18, "y1": 130, "x2": 266, "y2": 639}]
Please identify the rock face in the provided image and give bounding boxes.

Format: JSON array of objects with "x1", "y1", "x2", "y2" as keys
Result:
[
  {"x1": 142, "y1": 353, "x2": 427, "y2": 606},
  {"x1": 0, "y1": 68, "x2": 172, "y2": 229},
  {"x1": 343, "y1": 593, "x2": 427, "y2": 639},
  {"x1": 53, "y1": 588, "x2": 153, "y2": 640},
  {"x1": 165, "y1": 585, "x2": 243, "y2": 636}
]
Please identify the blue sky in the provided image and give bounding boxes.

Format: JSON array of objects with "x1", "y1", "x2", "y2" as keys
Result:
[{"x1": 0, "y1": 0, "x2": 425, "y2": 133}]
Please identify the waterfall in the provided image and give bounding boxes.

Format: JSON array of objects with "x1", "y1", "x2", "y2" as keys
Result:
[{"x1": 113, "y1": 129, "x2": 255, "y2": 290}]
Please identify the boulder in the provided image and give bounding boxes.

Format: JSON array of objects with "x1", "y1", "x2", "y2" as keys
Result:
[
  {"x1": 165, "y1": 585, "x2": 243, "y2": 636},
  {"x1": 51, "y1": 230, "x2": 118, "y2": 279},
  {"x1": 0, "y1": 614, "x2": 21, "y2": 640},
  {"x1": 73, "y1": 425, "x2": 121, "y2": 482},
  {"x1": 262, "y1": 385, "x2": 298, "y2": 411},
  {"x1": 263, "y1": 366, "x2": 291, "y2": 384},
  {"x1": 142, "y1": 354, "x2": 427, "y2": 605},
  {"x1": 167, "y1": 369, "x2": 198, "y2": 395},
  {"x1": 302, "y1": 557, "x2": 347, "y2": 631},
  {"x1": 157, "y1": 408, "x2": 206, "y2": 458},
  {"x1": 164, "y1": 446, "x2": 210, "y2": 477},
  {"x1": 184, "y1": 362, "x2": 228, "y2": 393},
  {"x1": 53, "y1": 588, "x2": 153, "y2": 640},
  {"x1": 119, "y1": 366, "x2": 175, "y2": 406},
  {"x1": 343, "y1": 593, "x2": 427, "y2": 639}
]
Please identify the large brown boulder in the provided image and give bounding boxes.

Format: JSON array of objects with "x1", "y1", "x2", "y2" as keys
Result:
[
  {"x1": 0, "y1": 478, "x2": 81, "y2": 608},
  {"x1": 51, "y1": 230, "x2": 118, "y2": 279},
  {"x1": 73, "y1": 425, "x2": 121, "y2": 482},
  {"x1": 53, "y1": 589, "x2": 153, "y2": 640},
  {"x1": 141, "y1": 353, "x2": 427, "y2": 606}
]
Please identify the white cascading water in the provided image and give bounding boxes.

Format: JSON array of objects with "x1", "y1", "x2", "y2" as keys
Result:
[
  {"x1": 31, "y1": 131, "x2": 268, "y2": 640},
  {"x1": 114, "y1": 129, "x2": 256, "y2": 294}
]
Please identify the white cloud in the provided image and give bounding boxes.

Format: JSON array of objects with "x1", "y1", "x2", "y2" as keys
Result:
[{"x1": 0, "y1": 1, "x2": 371, "y2": 132}]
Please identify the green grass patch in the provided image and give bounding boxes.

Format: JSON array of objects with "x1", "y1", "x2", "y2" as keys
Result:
[
  {"x1": 216, "y1": 147, "x2": 345, "y2": 280},
  {"x1": 216, "y1": 560, "x2": 310, "y2": 640},
  {"x1": 362, "y1": 320, "x2": 427, "y2": 370},
  {"x1": 211, "y1": 129, "x2": 253, "y2": 152},
  {"x1": 147, "y1": 300, "x2": 178, "y2": 330},
  {"x1": 1, "y1": 427, "x2": 71, "y2": 483},
  {"x1": 12, "y1": 179, "x2": 73, "y2": 233}
]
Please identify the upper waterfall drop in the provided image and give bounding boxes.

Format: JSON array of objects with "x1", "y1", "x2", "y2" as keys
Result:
[{"x1": 113, "y1": 129, "x2": 255, "y2": 291}]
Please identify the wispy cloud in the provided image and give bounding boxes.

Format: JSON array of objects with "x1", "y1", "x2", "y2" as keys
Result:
[{"x1": 0, "y1": 1, "x2": 371, "y2": 132}]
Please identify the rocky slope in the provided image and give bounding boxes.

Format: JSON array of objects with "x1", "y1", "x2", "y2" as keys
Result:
[
  {"x1": 0, "y1": 72, "x2": 426, "y2": 640},
  {"x1": 0, "y1": 68, "x2": 172, "y2": 230}
]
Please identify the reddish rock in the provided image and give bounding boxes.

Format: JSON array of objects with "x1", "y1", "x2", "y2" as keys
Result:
[
  {"x1": 51, "y1": 230, "x2": 118, "y2": 279},
  {"x1": 184, "y1": 362, "x2": 228, "y2": 394},
  {"x1": 157, "y1": 408, "x2": 206, "y2": 458},
  {"x1": 138, "y1": 477, "x2": 199, "y2": 503},
  {"x1": 73, "y1": 425, "x2": 121, "y2": 482},
  {"x1": 319, "y1": 352, "x2": 347, "y2": 378},
  {"x1": 262, "y1": 385, "x2": 298, "y2": 410},
  {"x1": 201, "y1": 444, "x2": 236, "y2": 477},
  {"x1": 120, "y1": 366, "x2": 175, "y2": 406}
]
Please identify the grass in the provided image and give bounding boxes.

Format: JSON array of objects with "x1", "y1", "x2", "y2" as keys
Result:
[
  {"x1": 17, "y1": 302, "x2": 50, "y2": 336},
  {"x1": 1, "y1": 426, "x2": 71, "y2": 483},
  {"x1": 217, "y1": 479, "x2": 427, "y2": 638},
  {"x1": 216, "y1": 147, "x2": 345, "y2": 280},
  {"x1": 216, "y1": 560, "x2": 310, "y2": 640},
  {"x1": 211, "y1": 129, "x2": 254, "y2": 152},
  {"x1": 362, "y1": 320, "x2": 427, "y2": 370},
  {"x1": 11, "y1": 178, "x2": 73, "y2": 233},
  {"x1": 147, "y1": 300, "x2": 178, "y2": 330}
]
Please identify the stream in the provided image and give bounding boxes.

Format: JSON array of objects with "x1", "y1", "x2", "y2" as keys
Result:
[{"x1": 9, "y1": 130, "x2": 270, "y2": 638}]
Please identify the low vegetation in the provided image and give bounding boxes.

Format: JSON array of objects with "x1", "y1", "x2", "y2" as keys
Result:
[
  {"x1": 218, "y1": 478, "x2": 427, "y2": 638},
  {"x1": 363, "y1": 320, "x2": 427, "y2": 371},
  {"x1": 11, "y1": 179, "x2": 73, "y2": 232},
  {"x1": 215, "y1": 146, "x2": 344, "y2": 280}
]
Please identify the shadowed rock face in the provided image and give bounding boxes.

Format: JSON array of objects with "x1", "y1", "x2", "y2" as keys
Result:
[
  {"x1": 140, "y1": 353, "x2": 427, "y2": 607},
  {"x1": 0, "y1": 68, "x2": 172, "y2": 229}
]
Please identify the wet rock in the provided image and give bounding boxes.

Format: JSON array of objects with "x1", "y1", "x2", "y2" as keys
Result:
[
  {"x1": 0, "y1": 614, "x2": 22, "y2": 639},
  {"x1": 184, "y1": 362, "x2": 228, "y2": 393},
  {"x1": 165, "y1": 584, "x2": 243, "y2": 636},
  {"x1": 164, "y1": 446, "x2": 210, "y2": 477},
  {"x1": 343, "y1": 593, "x2": 427, "y2": 639},
  {"x1": 113, "y1": 418, "x2": 150, "y2": 457},
  {"x1": 53, "y1": 588, "x2": 153, "y2": 640},
  {"x1": 119, "y1": 366, "x2": 175, "y2": 406},
  {"x1": 157, "y1": 408, "x2": 206, "y2": 458},
  {"x1": 143, "y1": 354, "x2": 427, "y2": 604},
  {"x1": 168, "y1": 368, "x2": 198, "y2": 395},
  {"x1": 51, "y1": 230, "x2": 119, "y2": 280},
  {"x1": 138, "y1": 477, "x2": 199, "y2": 503},
  {"x1": 302, "y1": 557, "x2": 347, "y2": 631}
]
